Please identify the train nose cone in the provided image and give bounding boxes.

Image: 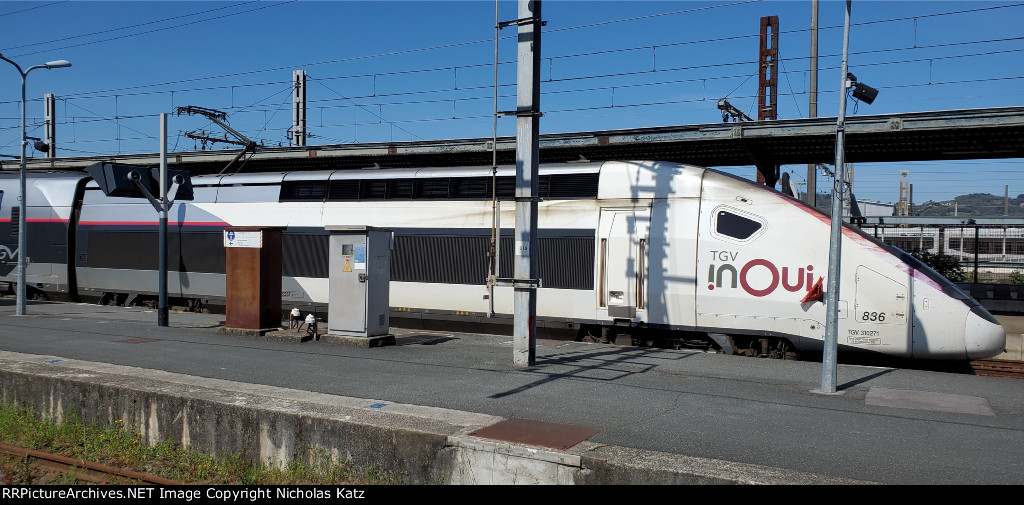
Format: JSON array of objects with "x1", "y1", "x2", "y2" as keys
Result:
[{"x1": 965, "y1": 310, "x2": 1006, "y2": 360}]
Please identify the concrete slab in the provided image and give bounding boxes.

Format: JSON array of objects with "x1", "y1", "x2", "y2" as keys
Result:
[
  {"x1": 320, "y1": 333, "x2": 396, "y2": 348},
  {"x1": 865, "y1": 387, "x2": 996, "y2": 416},
  {"x1": 217, "y1": 326, "x2": 283, "y2": 337}
]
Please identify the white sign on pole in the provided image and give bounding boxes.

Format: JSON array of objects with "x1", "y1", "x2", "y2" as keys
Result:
[{"x1": 224, "y1": 230, "x2": 262, "y2": 248}]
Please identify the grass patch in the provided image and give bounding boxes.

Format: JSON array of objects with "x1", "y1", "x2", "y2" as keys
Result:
[{"x1": 0, "y1": 403, "x2": 402, "y2": 485}]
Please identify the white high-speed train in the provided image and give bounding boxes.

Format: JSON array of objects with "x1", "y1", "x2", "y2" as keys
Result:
[{"x1": 0, "y1": 160, "x2": 1006, "y2": 361}]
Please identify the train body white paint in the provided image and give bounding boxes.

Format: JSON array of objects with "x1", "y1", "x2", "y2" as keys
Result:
[{"x1": 0, "y1": 160, "x2": 1005, "y2": 360}]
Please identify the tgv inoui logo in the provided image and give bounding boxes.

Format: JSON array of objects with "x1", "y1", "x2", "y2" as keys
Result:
[
  {"x1": 707, "y1": 250, "x2": 816, "y2": 297},
  {"x1": 0, "y1": 245, "x2": 16, "y2": 261}
]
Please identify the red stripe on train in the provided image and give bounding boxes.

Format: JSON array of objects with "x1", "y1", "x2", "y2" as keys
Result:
[{"x1": 78, "y1": 221, "x2": 230, "y2": 226}]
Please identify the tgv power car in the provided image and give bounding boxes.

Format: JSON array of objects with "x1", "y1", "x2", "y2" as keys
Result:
[{"x1": 0, "y1": 160, "x2": 1005, "y2": 360}]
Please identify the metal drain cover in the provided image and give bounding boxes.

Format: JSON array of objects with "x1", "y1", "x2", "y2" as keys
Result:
[{"x1": 469, "y1": 418, "x2": 600, "y2": 450}]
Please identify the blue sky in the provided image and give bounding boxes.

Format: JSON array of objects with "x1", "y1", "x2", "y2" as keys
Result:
[{"x1": 0, "y1": 0, "x2": 1021, "y2": 206}]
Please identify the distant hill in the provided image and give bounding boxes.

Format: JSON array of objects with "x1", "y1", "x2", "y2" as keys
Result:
[
  {"x1": 912, "y1": 193, "x2": 1024, "y2": 217},
  {"x1": 809, "y1": 192, "x2": 1024, "y2": 217}
]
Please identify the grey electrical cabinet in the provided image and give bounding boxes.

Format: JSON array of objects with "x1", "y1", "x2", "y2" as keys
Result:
[{"x1": 326, "y1": 226, "x2": 392, "y2": 338}]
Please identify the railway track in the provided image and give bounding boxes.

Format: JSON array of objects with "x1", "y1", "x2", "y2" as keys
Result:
[
  {"x1": 0, "y1": 443, "x2": 182, "y2": 485},
  {"x1": 970, "y1": 359, "x2": 1024, "y2": 379}
]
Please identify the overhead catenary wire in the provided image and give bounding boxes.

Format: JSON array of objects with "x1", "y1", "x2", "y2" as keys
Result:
[
  {"x1": 26, "y1": 47, "x2": 1024, "y2": 147},
  {"x1": 45, "y1": 71, "x2": 1024, "y2": 154},
  {"x1": 3, "y1": 1, "x2": 264, "y2": 52},
  {"x1": 22, "y1": 1, "x2": 1020, "y2": 104},
  {"x1": 13, "y1": 62, "x2": 1022, "y2": 153},
  {"x1": 17, "y1": 34, "x2": 1022, "y2": 133},
  {"x1": 308, "y1": 75, "x2": 423, "y2": 141},
  {"x1": 0, "y1": 1, "x2": 67, "y2": 18},
  {"x1": 2, "y1": 0, "x2": 1021, "y2": 195},
  {"x1": 6, "y1": 1, "x2": 298, "y2": 58},
  {"x1": 6, "y1": 3, "x2": 1015, "y2": 151}
]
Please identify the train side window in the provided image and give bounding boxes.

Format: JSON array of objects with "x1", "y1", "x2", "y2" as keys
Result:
[
  {"x1": 713, "y1": 207, "x2": 764, "y2": 241},
  {"x1": 280, "y1": 181, "x2": 327, "y2": 202}
]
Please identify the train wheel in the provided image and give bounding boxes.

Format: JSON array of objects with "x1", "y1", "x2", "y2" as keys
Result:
[
  {"x1": 768, "y1": 339, "x2": 799, "y2": 360},
  {"x1": 98, "y1": 292, "x2": 126, "y2": 306},
  {"x1": 575, "y1": 325, "x2": 601, "y2": 343}
]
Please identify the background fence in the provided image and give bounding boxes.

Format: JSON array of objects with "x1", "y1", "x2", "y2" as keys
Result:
[{"x1": 864, "y1": 223, "x2": 1024, "y2": 284}]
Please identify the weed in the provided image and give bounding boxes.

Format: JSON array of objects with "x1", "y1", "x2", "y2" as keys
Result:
[{"x1": 0, "y1": 403, "x2": 402, "y2": 485}]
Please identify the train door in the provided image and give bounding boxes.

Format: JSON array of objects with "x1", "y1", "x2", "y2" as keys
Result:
[
  {"x1": 853, "y1": 266, "x2": 910, "y2": 356},
  {"x1": 598, "y1": 208, "x2": 650, "y2": 321}
]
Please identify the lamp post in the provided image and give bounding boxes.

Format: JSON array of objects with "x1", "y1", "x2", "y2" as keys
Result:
[
  {"x1": 818, "y1": 0, "x2": 878, "y2": 394},
  {"x1": 0, "y1": 53, "x2": 71, "y2": 315},
  {"x1": 820, "y1": 0, "x2": 852, "y2": 394}
]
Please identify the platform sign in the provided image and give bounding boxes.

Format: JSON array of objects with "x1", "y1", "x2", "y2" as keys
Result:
[{"x1": 224, "y1": 230, "x2": 262, "y2": 248}]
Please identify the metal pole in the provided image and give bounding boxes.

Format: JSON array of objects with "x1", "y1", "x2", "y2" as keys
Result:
[
  {"x1": 488, "y1": 0, "x2": 500, "y2": 319},
  {"x1": 820, "y1": 0, "x2": 852, "y2": 395},
  {"x1": 158, "y1": 113, "x2": 169, "y2": 327},
  {"x1": 513, "y1": 0, "x2": 540, "y2": 367},
  {"x1": 16, "y1": 70, "x2": 27, "y2": 315},
  {"x1": 44, "y1": 93, "x2": 56, "y2": 158},
  {"x1": 973, "y1": 225, "x2": 980, "y2": 283},
  {"x1": 292, "y1": 70, "x2": 306, "y2": 147},
  {"x1": 807, "y1": 0, "x2": 819, "y2": 207}
]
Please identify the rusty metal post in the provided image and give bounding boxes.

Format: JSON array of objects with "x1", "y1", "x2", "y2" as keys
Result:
[
  {"x1": 756, "y1": 15, "x2": 779, "y2": 186},
  {"x1": 807, "y1": 0, "x2": 819, "y2": 206}
]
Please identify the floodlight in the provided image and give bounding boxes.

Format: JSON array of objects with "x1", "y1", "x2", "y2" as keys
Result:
[{"x1": 852, "y1": 82, "x2": 878, "y2": 104}]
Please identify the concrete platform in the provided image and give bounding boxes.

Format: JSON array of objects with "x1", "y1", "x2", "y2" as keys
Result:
[
  {"x1": 1, "y1": 300, "x2": 1023, "y2": 485},
  {"x1": 0, "y1": 350, "x2": 867, "y2": 485}
]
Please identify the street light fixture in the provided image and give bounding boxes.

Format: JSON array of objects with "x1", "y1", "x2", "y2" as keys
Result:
[{"x1": 0, "y1": 52, "x2": 72, "y2": 315}]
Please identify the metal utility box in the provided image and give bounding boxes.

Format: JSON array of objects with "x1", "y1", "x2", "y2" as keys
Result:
[
  {"x1": 224, "y1": 227, "x2": 283, "y2": 330},
  {"x1": 326, "y1": 226, "x2": 392, "y2": 337}
]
